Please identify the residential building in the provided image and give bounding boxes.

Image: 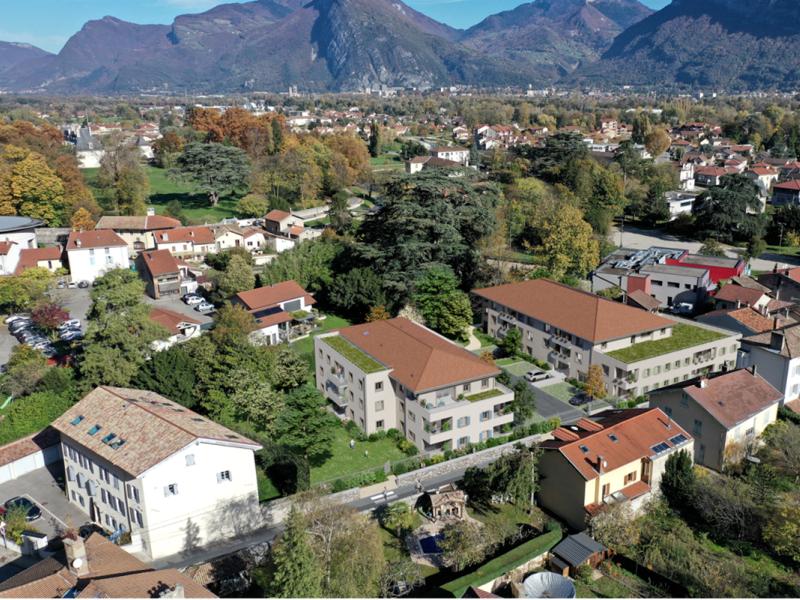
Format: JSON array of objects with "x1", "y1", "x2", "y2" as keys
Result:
[
  {"x1": 154, "y1": 226, "x2": 216, "y2": 260},
  {"x1": 758, "y1": 266, "x2": 800, "y2": 304},
  {"x1": 713, "y1": 284, "x2": 771, "y2": 312},
  {"x1": 474, "y1": 279, "x2": 740, "y2": 398},
  {"x1": 650, "y1": 369, "x2": 781, "y2": 471},
  {"x1": 0, "y1": 533, "x2": 215, "y2": 598},
  {"x1": 744, "y1": 166, "x2": 779, "y2": 200},
  {"x1": 696, "y1": 307, "x2": 778, "y2": 336},
  {"x1": 771, "y1": 180, "x2": 800, "y2": 207},
  {"x1": 14, "y1": 246, "x2": 63, "y2": 275},
  {"x1": 430, "y1": 146, "x2": 470, "y2": 165},
  {"x1": 242, "y1": 228, "x2": 267, "y2": 253},
  {"x1": 66, "y1": 230, "x2": 130, "y2": 284},
  {"x1": 406, "y1": 155, "x2": 467, "y2": 175},
  {"x1": 264, "y1": 210, "x2": 306, "y2": 253},
  {"x1": 695, "y1": 166, "x2": 736, "y2": 187},
  {"x1": 138, "y1": 249, "x2": 198, "y2": 299},
  {"x1": 315, "y1": 318, "x2": 514, "y2": 453},
  {"x1": 739, "y1": 324, "x2": 800, "y2": 406},
  {"x1": 0, "y1": 215, "x2": 41, "y2": 251},
  {"x1": 52, "y1": 387, "x2": 262, "y2": 561},
  {"x1": 538, "y1": 409, "x2": 693, "y2": 529},
  {"x1": 95, "y1": 213, "x2": 181, "y2": 255},
  {"x1": 149, "y1": 307, "x2": 203, "y2": 352},
  {"x1": 212, "y1": 224, "x2": 246, "y2": 252},
  {"x1": 0, "y1": 241, "x2": 21, "y2": 275},
  {"x1": 665, "y1": 191, "x2": 700, "y2": 221},
  {"x1": 232, "y1": 280, "x2": 315, "y2": 345}
]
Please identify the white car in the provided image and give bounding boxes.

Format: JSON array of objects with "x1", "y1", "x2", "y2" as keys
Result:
[
  {"x1": 59, "y1": 319, "x2": 81, "y2": 331},
  {"x1": 195, "y1": 301, "x2": 215, "y2": 313},
  {"x1": 184, "y1": 295, "x2": 203, "y2": 306},
  {"x1": 5, "y1": 315, "x2": 30, "y2": 325},
  {"x1": 525, "y1": 370, "x2": 549, "y2": 383}
]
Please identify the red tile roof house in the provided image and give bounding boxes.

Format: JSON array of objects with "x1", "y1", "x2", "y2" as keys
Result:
[
  {"x1": 537, "y1": 409, "x2": 693, "y2": 529},
  {"x1": 154, "y1": 226, "x2": 216, "y2": 261},
  {"x1": 231, "y1": 281, "x2": 315, "y2": 345},
  {"x1": 650, "y1": 368, "x2": 782, "y2": 471},
  {"x1": 65, "y1": 231, "x2": 130, "y2": 284},
  {"x1": 137, "y1": 249, "x2": 198, "y2": 299},
  {"x1": 771, "y1": 179, "x2": 800, "y2": 207},
  {"x1": 264, "y1": 210, "x2": 306, "y2": 253},
  {"x1": 14, "y1": 246, "x2": 64, "y2": 275},
  {"x1": 95, "y1": 214, "x2": 181, "y2": 255},
  {"x1": 149, "y1": 307, "x2": 202, "y2": 352}
]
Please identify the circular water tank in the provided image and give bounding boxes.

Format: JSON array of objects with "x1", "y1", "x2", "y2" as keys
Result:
[{"x1": 522, "y1": 572, "x2": 576, "y2": 599}]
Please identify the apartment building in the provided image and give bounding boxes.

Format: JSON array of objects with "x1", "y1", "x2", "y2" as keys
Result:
[
  {"x1": 739, "y1": 324, "x2": 800, "y2": 406},
  {"x1": 650, "y1": 369, "x2": 782, "y2": 471},
  {"x1": 52, "y1": 387, "x2": 262, "y2": 561},
  {"x1": 154, "y1": 226, "x2": 216, "y2": 260},
  {"x1": 474, "y1": 280, "x2": 740, "y2": 398},
  {"x1": 538, "y1": 409, "x2": 693, "y2": 529},
  {"x1": 66, "y1": 230, "x2": 130, "y2": 284},
  {"x1": 314, "y1": 318, "x2": 514, "y2": 453},
  {"x1": 138, "y1": 249, "x2": 187, "y2": 299},
  {"x1": 96, "y1": 214, "x2": 181, "y2": 255}
]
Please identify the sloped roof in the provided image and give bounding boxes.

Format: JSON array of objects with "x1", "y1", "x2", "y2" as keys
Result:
[
  {"x1": 96, "y1": 215, "x2": 181, "y2": 231},
  {"x1": 473, "y1": 279, "x2": 673, "y2": 343},
  {"x1": 774, "y1": 180, "x2": 800, "y2": 192},
  {"x1": 149, "y1": 307, "x2": 200, "y2": 335},
  {"x1": 66, "y1": 230, "x2": 126, "y2": 251},
  {"x1": 52, "y1": 387, "x2": 260, "y2": 477},
  {"x1": 552, "y1": 533, "x2": 607, "y2": 567},
  {"x1": 683, "y1": 369, "x2": 783, "y2": 429},
  {"x1": 714, "y1": 285, "x2": 767, "y2": 306},
  {"x1": 234, "y1": 281, "x2": 315, "y2": 311},
  {"x1": 0, "y1": 428, "x2": 59, "y2": 468},
  {"x1": 155, "y1": 227, "x2": 215, "y2": 246},
  {"x1": 0, "y1": 241, "x2": 15, "y2": 256},
  {"x1": 730, "y1": 275, "x2": 771, "y2": 292},
  {"x1": 541, "y1": 409, "x2": 691, "y2": 481},
  {"x1": 265, "y1": 209, "x2": 291, "y2": 221},
  {"x1": 626, "y1": 290, "x2": 661, "y2": 312},
  {"x1": 339, "y1": 318, "x2": 499, "y2": 392},
  {"x1": 743, "y1": 324, "x2": 800, "y2": 358},
  {"x1": 14, "y1": 247, "x2": 63, "y2": 274},
  {"x1": 77, "y1": 569, "x2": 215, "y2": 598},
  {"x1": 140, "y1": 249, "x2": 179, "y2": 277},
  {"x1": 700, "y1": 307, "x2": 775, "y2": 333}
]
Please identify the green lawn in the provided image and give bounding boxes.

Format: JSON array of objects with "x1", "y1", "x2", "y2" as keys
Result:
[
  {"x1": 83, "y1": 166, "x2": 241, "y2": 224},
  {"x1": 606, "y1": 324, "x2": 727, "y2": 364},
  {"x1": 539, "y1": 382, "x2": 583, "y2": 403},
  {"x1": 370, "y1": 154, "x2": 405, "y2": 172},
  {"x1": 765, "y1": 244, "x2": 800, "y2": 258},
  {"x1": 466, "y1": 389, "x2": 505, "y2": 403},
  {"x1": 310, "y1": 427, "x2": 406, "y2": 485},
  {"x1": 497, "y1": 358, "x2": 536, "y2": 378},
  {"x1": 257, "y1": 469, "x2": 281, "y2": 502},
  {"x1": 473, "y1": 329, "x2": 498, "y2": 349},
  {"x1": 291, "y1": 314, "x2": 352, "y2": 378}
]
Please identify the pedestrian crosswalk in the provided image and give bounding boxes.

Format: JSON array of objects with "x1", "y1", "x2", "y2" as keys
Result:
[{"x1": 369, "y1": 490, "x2": 396, "y2": 504}]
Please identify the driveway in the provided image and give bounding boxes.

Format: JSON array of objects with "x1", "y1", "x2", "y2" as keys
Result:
[
  {"x1": 144, "y1": 295, "x2": 215, "y2": 326},
  {"x1": 0, "y1": 464, "x2": 87, "y2": 540},
  {"x1": 611, "y1": 224, "x2": 800, "y2": 273},
  {"x1": 50, "y1": 287, "x2": 92, "y2": 330}
]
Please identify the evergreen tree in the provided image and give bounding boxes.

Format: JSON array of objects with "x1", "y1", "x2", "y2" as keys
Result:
[
  {"x1": 268, "y1": 507, "x2": 322, "y2": 598},
  {"x1": 368, "y1": 121, "x2": 381, "y2": 158},
  {"x1": 276, "y1": 386, "x2": 337, "y2": 464},
  {"x1": 661, "y1": 449, "x2": 696, "y2": 510}
]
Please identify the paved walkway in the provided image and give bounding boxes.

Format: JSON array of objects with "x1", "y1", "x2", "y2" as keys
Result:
[{"x1": 464, "y1": 327, "x2": 481, "y2": 352}]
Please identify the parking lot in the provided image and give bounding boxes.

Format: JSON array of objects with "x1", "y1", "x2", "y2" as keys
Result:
[
  {"x1": 144, "y1": 293, "x2": 215, "y2": 326},
  {"x1": 0, "y1": 464, "x2": 88, "y2": 540}
]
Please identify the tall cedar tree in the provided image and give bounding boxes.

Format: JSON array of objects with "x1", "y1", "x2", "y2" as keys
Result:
[
  {"x1": 276, "y1": 386, "x2": 337, "y2": 464},
  {"x1": 268, "y1": 507, "x2": 323, "y2": 598},
  {"x1": 174, "y1": 142, "x2": 250, "y2": 206}
]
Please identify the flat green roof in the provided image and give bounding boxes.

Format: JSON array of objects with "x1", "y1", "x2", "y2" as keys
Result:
[
  {"x1": 323, "y1": 335, "x2": 386, "y2": 373},
  {"x1": 606, "y1": 323, "x2": 728, "y2": 364},
  {"x1": 465, "y1": 388, "x2": 505, "y2": 403}
]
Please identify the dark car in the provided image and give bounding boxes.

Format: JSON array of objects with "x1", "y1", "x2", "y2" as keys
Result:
[
  {"x1": 78, "y1": 522, "x2": 106, "y2": 539},
  {"x1": 78, "y1": 281, "x2": 90, "y2": 289},
  {"x1": 569, "y1": 393, "x2": 591, "y2": 406},
  {"x1": 4, "y1": 497, "x2": 42, "y2": 521}
]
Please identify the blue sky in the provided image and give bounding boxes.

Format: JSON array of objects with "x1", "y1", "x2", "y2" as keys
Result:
[{"x1": 2, "y1": 0, "x2": 670, "y2": 53}]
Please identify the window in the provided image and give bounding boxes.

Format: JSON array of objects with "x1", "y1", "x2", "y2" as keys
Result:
[
  {"x1": 669, "y1": 434, "x2": 687, "y2": 445},
  {"x1": 668, "y1": 282, "x2": 679, "y2": 288},
  {"x1": 101, "y1": 489, "x2": 108, "y2": 504},
  {"x1": 376, "y1": 420, "x2": 385, "y2": 430},
  {"x1": 608, "y1": 434, "x2": 618, "y2": 442},
  {"x1": 602, "y1": 484, "x2": 611, "y2": 498},
  {"x1": 70, "y1": 415, "x2": 85, "y2": 426},
  {"x1": 88, "y1": 424, "x2": 101, "y2": 436},
  {"x1": 624, "y1": 471, "x2": 637, "y2": 484},
  {"x1": 680, "y1": 394, "x2": 688, "y2": 408},
  {"x1": 185, "y1": 454, "x2": 195, "y2": 466},
  {"x1": 480, "y1": 410, "x2": 492, "y2": 422},
  {"x1": 458, "y1": 436, "x2": 470, "y2": 448},
  {"x1": 644, "y1": 368, "x2": 650, "y2": 378},
  {"x1": 665, "y1": 363, "x2": 671, "y2": 372},
  {"x1": 579, "y1": 445, "x2": 589, "y2": 454},
  {"x1": 127, "y1": 485, "x2": 139, "y2": 503},
  {"x1": 408, "y1": 412, "x2": 416, "y2": 423},
  {"x1": 674, "y1": 361, "x2": 680, "y2": 368},
  {"x1": 463, "y1": 382, "x2": 471, "y2": 392},
  {"x1": 164, "y1": 483, "x2": 179, "y2": 496},
  {"x1": 651, "y1": 442, "x2": 670, "y2": 454},
  {"x1": 693, "y1": 419, "x2": 703, "y2": 437},
  {"x1": 457, "y1": 416, "x2": 471, "y2": 428},
  {"x1": 217, "y1": 470, "x2": 232, "y2": 483},
  {"x1": 664, "y1": 406, "x2": 672, "y2": 416},
  {"x1": 376, "y1": 400, "x2": 384, "y2": 412},
  {"x1": 375, "y1": 381, "x2": 384, "y2": 392},
  {"x1": 481, "y1": 379, "x2": 490, "y2": 389},
  {"x1": 101, "y1": 433, "x2": 116, "y2": 444},
  {"x1": 130, "y1": 508, "x2": 143, "y2": 527}
]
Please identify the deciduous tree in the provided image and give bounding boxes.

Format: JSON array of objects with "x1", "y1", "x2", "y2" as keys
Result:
[
  {"x1": 70, "y1": 207, "x2": 96, "y2": 231},
  {"x1": 584, "y1": 364, "x2": 607, "y2": 401},
  {"x1": 439, "y1": 520, "x2": 486, "y2": 572},
  {"x1": 412, "y1": 265, "x2": 472, "y2": 341},
  {"x1": 216, "y1": 254, "x2": 255, "y2": 297},
  {"x1": 538, "y1": 204, "x2": 599, "y2": 278}
]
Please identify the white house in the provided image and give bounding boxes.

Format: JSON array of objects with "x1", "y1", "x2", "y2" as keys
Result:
[
  {"x1": 149, "y1": 307, "x2": 203, "y2": 352},
  {"x1": 739, "y1": 325, "x2": 800, "y2": 407},
  {"x1": 0, "y1": 242, "x2": 22, "y2": 275},
  {"x1": 665, "y1": 191, "x2": 701, "y2": 221},
  {"x1": 52, "y1": 387, "x2": 262, "y2": 561},
  {"x1": 66, "y1": 230, "x2": 130, "y2": 284},
  {"x1": 430, "y1": 146, "x2": 470, "y2": 166},
  {"x1": 232, "y1": 280, "x2": 315, "y2": 345},
  {"x1": 154, "y1": 227, "x2": 217, "y2": 260},
  {"x1": 0, "y1": 215, "x2": 41, "y2": 253}
]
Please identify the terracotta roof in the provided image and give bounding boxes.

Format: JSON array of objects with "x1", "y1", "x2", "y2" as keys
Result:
[
  {"x1": 77, "y1": 569, "x2": 215, "y2": 598},
  {"x1": 141, "y1": 249, "x2": 179, "y2": 278},
  {"x1": 155, "y1": 227, "x2": 215, "y2": 246},
  {"x1": 96, "y1": 215, "x2": 181, "y2": 231},
  {"x1": 234, "y1": 281, "x2": 315, "y2": 311},
  {"x1": 0, "y1": 241, "x2": 15, "y2": 256},
  {"x1": 0, "y1": 557, "x2": 76, "y2": 598},
  {"x1": 714, "y1": 285, "x2": 767, "y2": 306},
  {"x1": 626, "y1": 290, "x2": 662, "y2": 311},
  {"x1": 542, "y1": 409, "x2": 692, "y2": 481},
  {"x1": 767, "y1": 298, "x2": 793, "y2": 312},
  {"x1": 0, "y1": 428, "x2": 59, "y2": 468},
  {"x1": 52, "y1": 387, "x2": 260, "y2": 477},
  {"x1": 265, "y1": 209, "x2": 291, "y2": 221},
  {"x1": 696, "y1": 166, "x2": 730, "y2": 176},
  {"x1": 288, "y1": 225, "x2": 304, "y2": 237},
  {"x1": 14, "y1": 247, "x2": 62, "y2": 274},
  {"x1": 242, "y1": 227, "x2": 265, "y2": 239},
  {"x1": 338, "y1": 318, "x2": 500, "y2": 392},
  {"x1": 149, "y1": 307, "x2": 200, "y2": 335},
  {"x1": 682, "y1": 369, "x2": 783, "y2": 429},
  {"x1": 730, "y1": 275, "x2": 771, "y2": 292},
  {"x1": 774, "y1": 180, "x2": 800, "y2": 192},
  {"x1": 786, "y1": 397, "x2": 800, "y2": 413},
  {"x1": 748, "y1": 167, "x2": 777, "y2": 176},
  {"x1": 585, "y1": 480, "x2": 650, "y2": 516},
  {"x1": 473, "y1": 279, "x2": 673, "y2": 343},
  {"x1": 700, "y1": 307, "x2": 774, "y2": 333},
  {"x1": 66, "y1": 230, "x2": 127, "y2": 251},
  {"x1": 255, "y1": 311, "x2": 293, "y2": 329}
]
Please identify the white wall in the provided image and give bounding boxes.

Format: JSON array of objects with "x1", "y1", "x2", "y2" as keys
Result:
[{"x1": 67, "y1": 246, "x2": 130, "y2": 283}]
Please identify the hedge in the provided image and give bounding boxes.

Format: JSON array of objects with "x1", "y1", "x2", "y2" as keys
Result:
[
  {"x1": 0, "y1": 391, "x2": 73, "y2": 446},
  {"x1": 440, "y1": 525, "x2": 563, "y2": 598}
]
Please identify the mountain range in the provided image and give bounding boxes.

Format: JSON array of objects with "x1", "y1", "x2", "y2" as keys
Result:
[{"x1": 0, "y1": 0, "x2": 797, "y2": 94}]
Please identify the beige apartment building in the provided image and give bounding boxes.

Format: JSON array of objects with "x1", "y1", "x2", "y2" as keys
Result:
[
  {"x1": 314, "y1": 318, "x2": 514, "y2": 453},
  {"x1": 538, "y1": 409, "x2": 694, "y2": 529},
  {"x1": 473, "y1": 280, "x2": 740, "y2": 398},
  {"x1": 650, "y1": 368, "x2": 782, "y2": 471}
]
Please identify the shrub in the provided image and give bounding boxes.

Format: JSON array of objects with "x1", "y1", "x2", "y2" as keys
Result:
[
  {"x1": 397, "y1": 439, "x2": 419, "y2": 456},
  {"x1": 368, "y1": 430, "x2": 387, "y2": 442},
  {"x1": 386, "y1": 428, "x2": 402, "y2": 440},
  {"x1": 575, "y1": 564, "x2": 593, "y2": 583},
  {"x1": 0, "y1": 391, "x2": 74, "y2": 446}
]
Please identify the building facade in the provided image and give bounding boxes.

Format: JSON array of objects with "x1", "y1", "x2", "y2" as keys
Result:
[
  {"x1": 315, "y1": 318, "x2": 514, "y2": 453},
  {"x1": 66, "y1": 230, "x2": 130, "y2": 283},
  {"x1": 232, "y1": 281, "x2": 315, "y2": 345}
]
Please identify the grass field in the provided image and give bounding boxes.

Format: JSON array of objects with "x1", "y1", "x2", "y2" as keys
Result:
[
  {"x1": 310, "y1": 427, "x2": 406, "y2": 485},
  {"x1": 83, "y1": 166, "x2": 241, "y2": 223},
  {"x1": 370, "y1": 154, "x2": 405, "y2": 172}
]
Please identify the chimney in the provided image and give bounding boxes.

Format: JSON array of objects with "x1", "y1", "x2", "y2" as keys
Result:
[
  {"x1": 75, "y1": 239, "x2": 82, "y2": 248},
  {"x1": 63, "y1": 537, "x2": 89, "y2": 577},
  {"x1": 770, "y1": 330, "x2": 785, "y2": 351},
  {"x1": 773, "y1": 317, "x2": 780, "y2": 331},
  {"x1": 160, "y1": 584, "x2": 185, "y2": 599},
  {"x1": 698, "y1": 378, "x2": 708, "y2": 389},
  {"x1": 147, "y1": 206, "x2": 155, "y2": 217},
  {"x1": 597, "y1": 455, "x2": 607, "y2": 473},
  {"x1": 750, "y1": 364, "x2": 758, "y2": 378}
]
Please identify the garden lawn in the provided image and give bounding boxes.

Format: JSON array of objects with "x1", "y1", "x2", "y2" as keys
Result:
[
  {"x1": 370, "y1": 154, "x2": 405, "y2": 172},
  {"x1": 606, "y1": 324, "x2": 727, "y2": 364},
  {"x1": 291, "y1": 314, "x2": 352, "y2": 379},
  {"x1": 539, "y1": 382, "x2": 582, "y2": 404},
  {"x1": 310, "y1": 426, "x2": 406, "y2": 485},
  {"x1": 497, "y1": 359, "x2": 536, "y2": 378}
]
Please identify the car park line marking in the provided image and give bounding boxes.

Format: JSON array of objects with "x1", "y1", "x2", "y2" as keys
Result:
[{"x1": 21, "y1": 493, "x2": 68, "y2": 529}]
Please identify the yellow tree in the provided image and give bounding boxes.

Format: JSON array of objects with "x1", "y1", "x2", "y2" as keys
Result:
[
  {"x1": 70, "y1": 207, "x2": 96, "y2": 232},
  {"x1": 644, "y1": 129, "x2": 672, "y2": 157},
  {"x1": 10, "y1": 152, "x2": 65, "y2": 226},
  {"x1": 539, "y1": 203, "x2": 599, "y2": 279},
  {"x1": 584, "y1": 364, "x2": 607, "y2": 401}
]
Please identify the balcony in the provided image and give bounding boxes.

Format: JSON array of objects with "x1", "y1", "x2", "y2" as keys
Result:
[{"x1": 325, "y1": 379, "x2": 348, "y2": 407}]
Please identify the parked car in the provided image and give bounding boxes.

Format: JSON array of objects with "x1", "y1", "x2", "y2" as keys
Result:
[
  {"x1": 59, "y1": 319, "x2": 81, "y2": 331},
  {"x1": 524, "y1": 370, "x2": 549, "y2": 383},
  {"x1": 77, "y1": 281, "x2": 90, "y2": 289},
  {"x1": 196, "y1": 301, "x2": 215, "y2": 313},
  {"x1": 4, "y1": 497, "x2": 42, "y2": 521},
  {"x1": 61, "y1": 331, "x2": 84, "y2": 342},
  {"x1": 569, "y1": 393, "x2": 592, "y2": 406},
  {"x1": 5, "y1": 315, "x2": 30, "y2": 325},
  {"x1": 41, "y1": 346, "x2": 58, "y2": 358},
  {"x1": 184, "y1": 295, "x2": 203, "y2": 306},
  {"x1": 10, "y1": 322, "x2": 33, "y2": 335},
  {"x1": 671, "y1": 302, "x2": 694, "y2": 315}
]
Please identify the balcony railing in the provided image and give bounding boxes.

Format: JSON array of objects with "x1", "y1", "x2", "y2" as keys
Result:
[{"x1": 325, "y1": 380, "x2": 348, "y2": 407}]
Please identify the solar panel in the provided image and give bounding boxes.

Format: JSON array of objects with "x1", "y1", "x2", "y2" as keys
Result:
[
  {"x1": 651, "y1": 442, "x2": 670, "y2": 455},
  {"x1": 669, "y1": 434, "x2": 688, "y2": 445}
]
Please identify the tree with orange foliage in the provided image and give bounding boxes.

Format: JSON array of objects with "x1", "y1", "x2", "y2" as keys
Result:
[
  {"x1": 70, "y1": 207, "x2": 96, "y2": 232},
  {"x1": 186, "y1": 107, "x2": 224, "y2": 142}
]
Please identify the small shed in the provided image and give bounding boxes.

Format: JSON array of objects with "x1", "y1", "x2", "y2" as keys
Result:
[
  {"x1": 420, "y1": 484, "x2": 467, "y2": 521},
  {"x1": 549, "y1": 533, "x2": 608, "y2": 577}
]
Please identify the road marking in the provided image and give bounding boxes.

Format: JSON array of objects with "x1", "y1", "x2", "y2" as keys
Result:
[
  {"x1": 22, "y1": 493, "x2": 68, "y2": 530},
  {"x1": 369, "y1": 491, "x2": 396, "y2": 502}
]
